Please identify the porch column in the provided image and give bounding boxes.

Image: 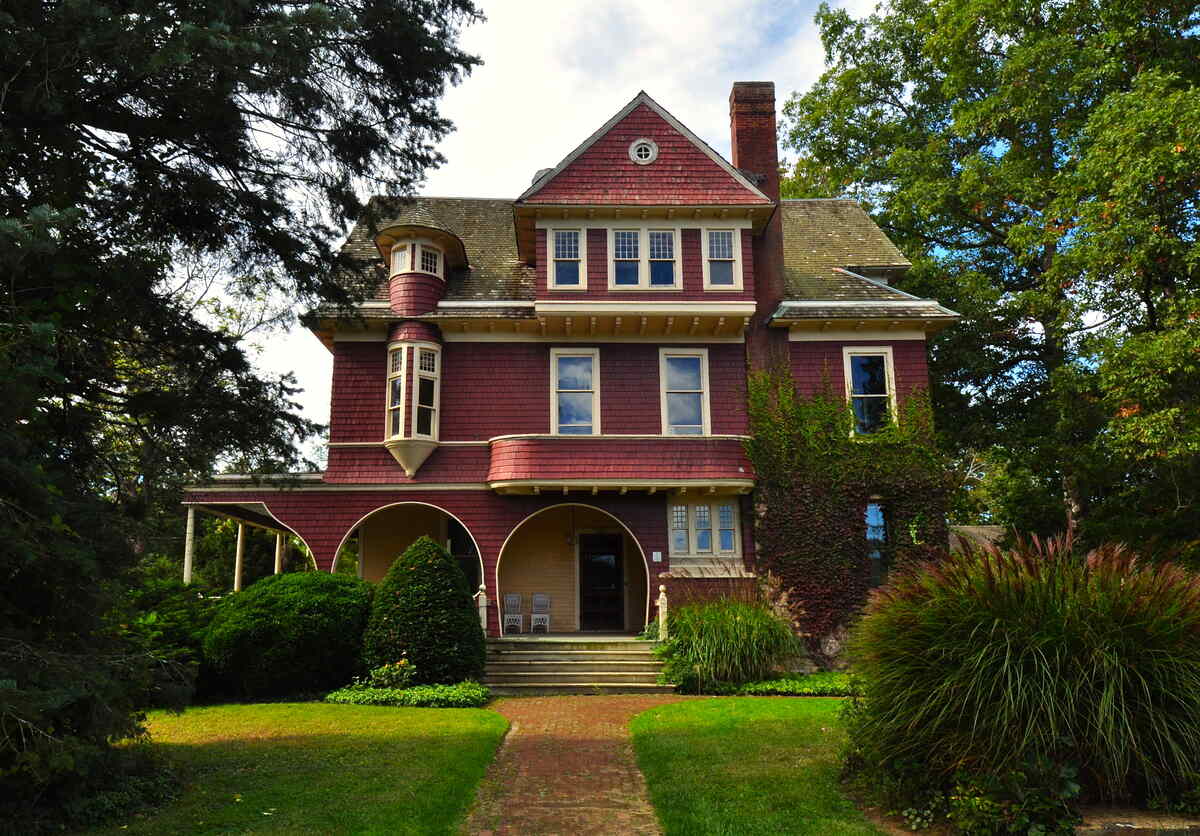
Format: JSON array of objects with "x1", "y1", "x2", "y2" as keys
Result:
[
  {"x1": 182, "y1": 507, "x2": 196, "y2": 585},
  {"x1": 274, "y1": 532, "x2": 284, "y2": 574},
  {"x1": 476, "y1": 584, "x2": 488, "y2": 631},
  {"x1": 234, "y1": 522, "x2": 246, "y2": 592}
]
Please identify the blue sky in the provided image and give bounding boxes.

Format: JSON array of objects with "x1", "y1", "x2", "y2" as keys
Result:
[{"x1": 255, "y1": 0, "x2": 877, "y2": 456}]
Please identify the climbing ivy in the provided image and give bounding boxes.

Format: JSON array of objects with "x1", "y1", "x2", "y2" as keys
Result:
[{"x1": 746, "y1": 368, "x2": 951, "y2": 665}]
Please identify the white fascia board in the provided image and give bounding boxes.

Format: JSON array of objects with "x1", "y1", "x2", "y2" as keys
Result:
[
  {"x1": 535, "y1": 300, "x2": 758, "y2": 317},
  {"x1": 437, "y1": 300, "x2": 536, "y2": 308}
]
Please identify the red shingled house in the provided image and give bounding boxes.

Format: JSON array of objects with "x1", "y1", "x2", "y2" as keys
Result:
[{"x1": 182, "y1": 82, "x2": 958, "y2": 640}]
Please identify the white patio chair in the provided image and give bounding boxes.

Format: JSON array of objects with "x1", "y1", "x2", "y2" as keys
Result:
[
  {"x1": 502, "y1": 593, "x2": 524, "y2": 635},
  {"x1": 530, "y1": 593, "x2": 551, "y2": 633}
]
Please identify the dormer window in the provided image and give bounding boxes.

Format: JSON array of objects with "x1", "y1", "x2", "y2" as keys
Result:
[
  {"x1": 608, "y1": 228, "x2": 680, "y2": 289},
  {"x1": 419, "y1": 245, "x2": 441, "y2": 277},
  {"x1": 550, "y1": 229, "x2": 586, "y2": 288},
  {"x1": 391, "y1": 243, "x2": 410, "y2": 275}
]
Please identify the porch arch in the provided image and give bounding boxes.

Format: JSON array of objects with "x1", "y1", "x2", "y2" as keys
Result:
[
  {"x1": 333, "y1": 501, "x2": 484, "y2": 590},
  {"x1": 495, "y1": 503, "x2": 651, "y2": 633}
]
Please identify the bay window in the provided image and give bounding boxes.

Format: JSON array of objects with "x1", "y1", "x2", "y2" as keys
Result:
[
  {"x1": 385, "y1": 342, "x2": 441, "y2": 441},
  {"x1": 551, "y1": 348, "x2": 600, "y2": 435},
  {"x1": 413, "y1": 347, "x2": 439, "y2": 439},
  {"x1": 387, "y1": 347, "x2": 405, "y2": 437}
]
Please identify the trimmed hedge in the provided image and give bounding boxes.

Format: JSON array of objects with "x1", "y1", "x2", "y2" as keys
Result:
[
  {"x1": 324, "y1": 682, "x2": 490, "y2": 708},
  {"x1": 202, "y1": 572, "x2": 372, "y2": 699},
  {"x1": 361, "y1": 536, "x2": 485, "y2": 684}
]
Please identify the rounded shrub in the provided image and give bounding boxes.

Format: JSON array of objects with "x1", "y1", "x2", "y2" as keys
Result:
[
  {"x1": 658, "y1": 598, "x2": 803, "y2": 691},
  {"x1": 361, "y1": 535, "x2": 485, "y2": 684},
  {"x1": 846, "y1": 535, "x2": 1200, "y2": 804},
  {"x1": 202, "y1": 572, "x2": 372, "y2": 699}
]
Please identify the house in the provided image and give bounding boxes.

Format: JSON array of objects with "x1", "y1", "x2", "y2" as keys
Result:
[{"x1": 182, "y1": 82, "x2": 958, "y2": 637}]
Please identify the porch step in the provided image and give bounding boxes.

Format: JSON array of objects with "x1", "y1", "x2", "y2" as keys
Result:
[{"x1": 483, "y1": 637, "x2": 671, "y2": 695}]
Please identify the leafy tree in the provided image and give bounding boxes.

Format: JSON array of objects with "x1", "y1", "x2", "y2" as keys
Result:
[
  {"x1": 1, "y1": 0, "x2": 480, "y2": 821},
  {"x1": 781, "y1": 0, "x2": 1200, "y2": 552}
]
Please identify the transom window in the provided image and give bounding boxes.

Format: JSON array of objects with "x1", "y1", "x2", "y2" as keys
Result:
[
  {"x1": 551, "y1": 348, "x2": 600, "y2": 435},
  {"x1": 551, "y1": 229, "x2": 585, "y2": 288},
  {"x1": 843, "y1": 347, "x2": 896, "y2": 435},
  {"x1": 670, "y1": 499, "x2": 740, "y2": 556},
  {"x1": 660, "y1": 349, "x2": 710, "y2": 435},
  {"x1": 702, "y1": 228, "x2": 742, "y2": 289},
  {"x1": 608, "y1": 228, "x2": 680, "y2": 289}
]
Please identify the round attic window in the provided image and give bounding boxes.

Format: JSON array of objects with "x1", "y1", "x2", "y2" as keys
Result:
[{"x1": 629, "y1": 138, "x2": 658, "y2": 165}]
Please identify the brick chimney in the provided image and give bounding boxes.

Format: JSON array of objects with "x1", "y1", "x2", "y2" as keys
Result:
[{"x1": 729, "y1": 82, "x2": 779, "y2": 201}]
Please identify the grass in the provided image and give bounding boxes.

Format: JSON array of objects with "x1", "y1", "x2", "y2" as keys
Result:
[
  {"x1": 82, "y1": 702, "x2": 508, "y2": 836},
  {"x1": 631, "y1": 698, "x2": 881, "y2": 835}
]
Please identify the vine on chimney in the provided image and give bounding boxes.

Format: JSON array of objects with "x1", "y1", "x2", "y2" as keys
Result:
[{"x1": 745, "y1": 367, "x2": 951, "y2": 667}]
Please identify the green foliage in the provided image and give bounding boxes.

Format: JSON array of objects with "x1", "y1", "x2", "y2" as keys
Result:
[
  {"x1": 657, "y1": 599, "x2": 803, "y2": 692},
  {"x1": 202, "y1": 573, "x2": 372, "y2": 699},
  {"x1": 324, "y1": 681, "x2": 490, "y2": 709},
  {"x1": 746, "y1": 369, "x2": 951, "y2": 662},
  {"x1": 781, "y1": 0, "x2": 1200, "y2": 552},
  {"x1": 734, "y1": 672, "x2": 853, "y2": 697},
  {"x1": 845, "y1": 535, "x2": 1200, "y2": 806},
  {"x1": 363, "y1": 659, "x2": 418, "y2": 690},
  {"x1": 361, "y1": 536, "x2": 485, "y2": 685},
  {"x1": 946, "y1": 760, "x2": 1083, "y2": 835}
]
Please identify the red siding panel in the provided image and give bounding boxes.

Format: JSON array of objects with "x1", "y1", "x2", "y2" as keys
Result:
[
  {"x1": 525, "y1": 104, "x2": 771, "y2": 206},
  {"x1": 388, "y1": 273, "x2": 443, "y2": 316},
  {"x1": 329, "y1": 342, "x2": 385, "y2": 443},
  {"x1": 789, "y1": 340, "x2": 930, "y2": 400},
  {"x1": 487, "y1": 437, "x2": 753, "y2": 483}
]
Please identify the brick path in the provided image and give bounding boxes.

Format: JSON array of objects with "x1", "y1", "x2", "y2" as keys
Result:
[{"x1": 464, "y1": 695, "x2": 685, "y2": 836}]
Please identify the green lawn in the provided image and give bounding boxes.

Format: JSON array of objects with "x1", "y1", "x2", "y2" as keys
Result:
[
  {"x1": 631, "y1": 697, "x2": 881, "y2": 835},
  {"x1": 84, "y1": 702, "x2": 508, "y2": 836}
]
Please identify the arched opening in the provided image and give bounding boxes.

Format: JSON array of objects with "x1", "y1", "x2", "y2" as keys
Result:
[
  {"x1": 335, "y1": 502, "x2": 483, "y2": 593},
  {"x1": 496, "y1": 504, "x2": 650, "y2": 634}
]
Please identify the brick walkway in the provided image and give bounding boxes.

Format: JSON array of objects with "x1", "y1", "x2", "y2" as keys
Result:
[{"x1": 464, "y1": 695, "x2": 685, "y2": 836}]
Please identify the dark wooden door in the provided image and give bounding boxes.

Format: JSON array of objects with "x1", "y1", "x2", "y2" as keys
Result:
[{"x1": 579, "y1": 533, "x2": 624, "y2": 631}]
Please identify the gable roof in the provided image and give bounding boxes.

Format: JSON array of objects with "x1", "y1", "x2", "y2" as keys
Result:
[
  {"x1": 517, "y1": 91, "x2": 773, "y2": 205},
  {"x1": 338, "y1": 197, "x2": 534, "y2": 302}
]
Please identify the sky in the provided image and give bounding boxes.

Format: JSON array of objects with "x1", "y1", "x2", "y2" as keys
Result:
[{"x1": 254, "y1": 0, "x2": 877, "y2": 458}]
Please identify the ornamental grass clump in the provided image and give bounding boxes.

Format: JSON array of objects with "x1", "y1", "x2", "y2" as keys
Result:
[
  {"x1": 658, "y1": 598, "x2": 802, "y2": 691},
  {"x1": 846, "y1": 535, "x2": 1200, "y2": 805}
]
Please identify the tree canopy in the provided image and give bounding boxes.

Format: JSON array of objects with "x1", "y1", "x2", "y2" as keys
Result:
[
  {"x1": 1, "y1": 0, "x2": 480, "y2": 821},
  {"x1": 782, "y1": 0, "x2": 1200, "y2": 559}
]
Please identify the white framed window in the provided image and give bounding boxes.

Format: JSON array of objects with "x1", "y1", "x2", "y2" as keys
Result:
[
  {"x1": 390, "y1": 243, "x2": 411, "y2": 275},
  {"x1": 659, "y1": 348, "x2": 710, "y2": 435},
  {"x1": 702, "y1": 228, "x2": 742, "y2": 290},
  {"x1": 843, "y1": 346, "x2": 896, "y2": 435},
  {"x1": 551, "y1": 348, "x2": 600, "y2": 435},
  {"x1": 607, "y1": 228, "x2": 680, "y2": 289},
  {"x1": 550, "y1": 229, "x2": 586, "y2": 289},
  {"x1": 668, "y1": 499, "x2": 741, "y2": 557},
  {"x1": 386, "y1": 346, "x2": 406, "y2": 438},
  {"x1": 412, "y1": 346, "x2": 440, "y2": 439},
  {"x1": 417, "y1": 244, "x2": 442, "y2": 278}
]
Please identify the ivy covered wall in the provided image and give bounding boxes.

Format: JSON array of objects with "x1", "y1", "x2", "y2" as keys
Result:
[{"x1": 746, "y1": 369, "x2": 952, "y2": 666}]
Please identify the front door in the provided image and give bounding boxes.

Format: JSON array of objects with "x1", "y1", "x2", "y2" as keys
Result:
[{"x1": 579, "y1": 533, "x2": 624, "y2": 631}]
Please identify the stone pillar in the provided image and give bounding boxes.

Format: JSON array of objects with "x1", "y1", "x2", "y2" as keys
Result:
[
  {"x1": 183, "y1": 507, "x2": 196, "y2": 585},
  {"x1": 234, "y1": 522, "x2": 246, "y2": 592},
  {"x1": 274, "y1": 532, "x2": 284, "y2": 575},
  {"x1": 476, "y1": 584, "x2": 488, "y2": 632},
  {"x1": 657, "y1": 585, "x2": 669, "y2": 641}
]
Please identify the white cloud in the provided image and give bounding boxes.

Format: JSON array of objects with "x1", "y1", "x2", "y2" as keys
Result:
[{"x1": 257, "y1": 0, "x2": 876, "y2": 440}]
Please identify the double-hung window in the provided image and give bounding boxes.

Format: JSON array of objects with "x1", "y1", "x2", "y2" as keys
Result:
[
  {"x1": 843, "y1": 347, "x2": 896, "y2": 435},
  {"x1": 413, "y1": 347, "x2": 439, "y2": 439},
  {"x1": 386, "y1": 347, "x2": 406, "y2": 437},
  {"x1": 551, "y1": 348, "x2": 599, "y2": 435},
  {"x1": 669, "y1": 499, "x2": 740, "y2": 557},
  {"x1": 550, "y1": 229, "x2": 585, "y2": 288},
  {"x1": 660, "y1": 349, "x2": 710, "y2": 435},
  {"x1": 702, "y1": 228, "x2": 742, "y2": 289},
  {"x1": 609, "y1": 228, "x2": 680, "y2": 289}
]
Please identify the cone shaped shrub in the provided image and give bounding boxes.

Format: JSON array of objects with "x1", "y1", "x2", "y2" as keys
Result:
[
  {"x1": 846, "y1": 535, "x2": 1200, "y2": 802},
  {"x1": 202, "y1": 572, "x2": 372, "y2": 699},
  {"x1": 361, "y1": 536, "x2": 485, "y2": 684}
]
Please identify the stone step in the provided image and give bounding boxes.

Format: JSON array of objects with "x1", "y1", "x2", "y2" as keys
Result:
[
  {"x1": 486, "y1": 650, "x2": 658, "y2": 663},
  {"x1": 487, "y1": 682, "x2": 677, "y2": 696},
  {"x1": 487, "y1": 660, "x2": 663, "y2": 673},
  {"x1": 482, "y1": 666, "x2": 662, "y2": 681},
  {"x1": 487, "y1": 640, "x2": 657, "y2": 653}
]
